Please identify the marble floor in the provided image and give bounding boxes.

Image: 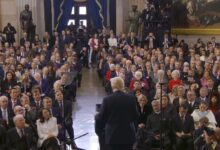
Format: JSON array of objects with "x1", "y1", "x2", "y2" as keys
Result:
[{"x1": 72, "y1": 68, "x2": 106, "y2": 150}]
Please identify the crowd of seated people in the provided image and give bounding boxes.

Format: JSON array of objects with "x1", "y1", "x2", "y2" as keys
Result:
[
  {"x1": 0, "y1": 23, "x2": 88, "y2": 149},
  {"x1": 0, "y1": 5, "x2": 220, "y2": 150},
  {"x1": 93, "y1": 26, "x2": 220, "y2": 149}
]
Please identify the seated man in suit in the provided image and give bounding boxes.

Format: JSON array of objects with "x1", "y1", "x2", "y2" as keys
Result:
[
  {"x1": 42, "y1": 96, "x2": 62, "y2": 125},
  {"x1": 0, "y1": 95, "x2": 14, "y2": 129},
  {"x1": 20, "y1": 94, "x2": 38, "y2": 126},
  {"x1": 0, "y1": 124, "x2": 6, "y2": 149},
  {"x1": 33, "y1": 72, "x2": 50, "y2": 96},
  {"x1": 8, "y1": 88, "x2": 21, "y2": 110},
  {"x1": 6, "y1": 114, "x2": 36, "y2": 150},
  {"x1": 144, "y1": 100, "x2": 171, "y2": 150},
  {"x1": 30, "y1": 86, "x2": 43, "y2": 110},
  {"x1": 96, "y1": 77, "x2": 139, "y2": 150},
  {"x1": 186, "y1": 90, "x2": 200, "y2": 114},
  {"x1": 203, "y1": 127, "x2": 220, "y2": 150},
  {"x1": 173, "y1": 104, "x2": 195, "y2": 150},
  {"x1": 198, "y1": 87, "x2": 209, "y2": 104}
]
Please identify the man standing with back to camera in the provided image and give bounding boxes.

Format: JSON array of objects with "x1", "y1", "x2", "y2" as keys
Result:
[{"x1": 96, "y1": 77, "x2": 139, "y2": 150}]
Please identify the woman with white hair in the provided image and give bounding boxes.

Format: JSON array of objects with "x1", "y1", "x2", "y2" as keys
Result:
[
  {"x1": 105, "y1": 64, "x2": 117, "y2": 94},
  {"x1": 168, "y1": 69, "x2": 183, "y2": 91},
  {"x1": 129, "y1": 71, "x2": 149, "y2": 92},
  {"x1": 137, "y1": 94, "x2": 152, "y2": 128}
]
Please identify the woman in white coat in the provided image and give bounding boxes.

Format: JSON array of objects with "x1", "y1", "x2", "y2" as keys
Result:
[
  {"x1": 191, "y1": 101, "x2": 217, "y2": 129},
  {"x1": 36, "y1": 108, "x2": 60, "y2": 150}
]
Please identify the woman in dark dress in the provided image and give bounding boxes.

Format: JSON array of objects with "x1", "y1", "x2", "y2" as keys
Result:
[
  {"x1": 1, "y1": 70, "x2": 17, "y2": 95},
  {"x1": 137, "y1": 94, "x2": 152, "y2": 128}
]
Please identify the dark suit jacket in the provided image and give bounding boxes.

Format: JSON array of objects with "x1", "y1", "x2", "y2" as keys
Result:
[
  {"x1": 137, "y1": 103, "x2": 152, "y2": 125},
  {"x1": 8, "y1": 99, "x2": 21, "y2": 110},
  {"x1": 146, "y1": 111, "x2": 171, "y2": 135},
  {"x1": 30, "y1": 99, "x2": 43, "y2": 108},
  {"x1": 172, "y1": 114, "x2": 195, "y2": 134},
  {"x1": 32, "y1": 79, "x2": 50, "y2": 96},
  {"x1": 54, "y1": 100, "x2": 72, "y2": 127},
  {"x1": 0, "y1": 125, "x2": 6, "y2": 149},
  {"x1": 51, "y1": 107, "x2": 62, "y2": 124},
  {"x1": 187, "y1": 100, "x2": 200, "y2": 114},
  {"x1": 127, "y1": 37, "x2": 138, "y2": 46},
  {"x1": 0, "y1": 108, "x2": 14, "y2": 129},
  {"x1": 20, "y1": 37, "x2": 28, "y2": 46},
  {"x1": 96, "y1": 91, "x2": 139, "y2": 144},
  {"x1": 6, "y1": 127, "x2": 36, "y2": 150},
  {"x1": 54, "y1": 100, "x2": 72, "y2": 119},
  {"x1": 197, "y1": 97, "x2": 209, "y2": 104}
]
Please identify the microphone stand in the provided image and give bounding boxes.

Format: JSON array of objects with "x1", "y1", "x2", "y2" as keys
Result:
[
  {"x1": 62, "y1": 100, "x2": 87, "y2": 150},
  {"x1": 62, "y1": 100, "x2": 67, "y2": 150},
  {"x1": 159, "y1": 82, "x2": 165, "y2": 150}
]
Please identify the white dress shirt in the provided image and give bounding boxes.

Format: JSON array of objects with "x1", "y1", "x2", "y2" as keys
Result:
[
  {"x1": 1, "y1": 108, "x2": 8, "y2": 123},
  {"x1": 36, "y1": 117, "x2": 59, "y2": 147},
  {"x1": 108, "y1": 37, "x2": 118, "y2": 47},
  {"x1": 191, "y1": 109, "x2": 217, "y2": 129}
]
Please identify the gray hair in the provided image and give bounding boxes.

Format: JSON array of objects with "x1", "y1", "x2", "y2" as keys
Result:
[
  {"x1": 20, "y1": 94, "x2": 29, "y2": 102},
  {"x1": 0, "y1": 96, "x2": 8, "y2": 103},
  {"x1": 157, "y1": 69, "x2": 165, "y2": 76},
  {"x1": 14, "y1": 105, "x2": 24, "y2": 114},
  {"x1": 13, "y1": 114, "x2": 24, "y2": 123},
  {"x1": 171, "y1": 70, "x2": 180, "y2": 78},
  {"x1": 151, "y1": 100, "x2": 160, "y2": 105},
  {"x1": 135, "y1": 71, "x2": 143, "y2": 79}
]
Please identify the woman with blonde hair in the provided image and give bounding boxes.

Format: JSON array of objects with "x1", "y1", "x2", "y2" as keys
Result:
[{"x1": 137, "y1": 94, "x2": 152, "y2": 128}]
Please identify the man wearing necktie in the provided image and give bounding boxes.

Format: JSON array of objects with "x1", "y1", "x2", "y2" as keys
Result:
[
  {"x1": 6, "y1": 114, "x2": 36, "y2": 150},
  {"x1": 0, "y1": 96, "x2": 14, "y2": 129},
  {"x1": 173, "y1": 105, "x2": 195, "y2": 150},
  {"x1": 42, "y1": 97, "x2": 59, "y2": 119},
  {"x1": 186, "y1": 90, "x2": 200, "y2": 114},
  {"x1": 55, "y1": 90, "x2": 78, "y2": 149},
  {"x1": 9, "y1": 88, "x2": 21, "y2": 110},
  {"x1": 31, "y1": 87, "x2": 42, "y2": 109}
]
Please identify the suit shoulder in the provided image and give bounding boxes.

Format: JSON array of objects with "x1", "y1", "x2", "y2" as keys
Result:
[{"x1": 7, "y1": 128, "x2": 16, "y2": 134}]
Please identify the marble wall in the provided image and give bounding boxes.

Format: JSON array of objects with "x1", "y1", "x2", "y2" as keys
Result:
[
  {"x1": 0, "y1": 0, "x2": 45, "y2": 41},
  {"x1": 0, "y1": 0, "x2": 17, "y2": 33},
  {"x1": 116, "y1": 0, "x2": 146, "y2": 34}
]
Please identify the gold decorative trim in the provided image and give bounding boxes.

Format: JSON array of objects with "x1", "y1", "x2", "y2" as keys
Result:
[
  {"x1": 172, "y1": 28, "x2": 220, "y2": 35},
  {"x1": 55, "y1": 0, "x2": 65, "y2": 30},
  {"x1": 95, "y1": 0, "x2": 105, "y2": 28}
]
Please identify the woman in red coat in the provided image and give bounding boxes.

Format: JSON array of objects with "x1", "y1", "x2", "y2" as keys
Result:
[
  {"x1": 129, "y1": 71, "x2": 149, "y2": 92},
  {"x1": 168, "y1": 70, "x2": 182, "y2": 91}
]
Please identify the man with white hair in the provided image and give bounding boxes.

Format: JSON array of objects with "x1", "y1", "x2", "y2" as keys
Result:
[
  {"x1": 6, "y1": 114, "x2": 36, "y2": 150},
  {"x1": 142, "y1": 100, "x2": 171, "y2": 150},
  {"x1": 14, "y1": 105, "x2": 25, "y2": 116},
  {"x1": 0, "y1": 95, "x2": 14, "y2": 129},
  {"x1": 95, "y1": 77, "x2": 139, "y2": 150},
  {"x1": 33, "y1": 72, "x2": 49, "y2": 96}
]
